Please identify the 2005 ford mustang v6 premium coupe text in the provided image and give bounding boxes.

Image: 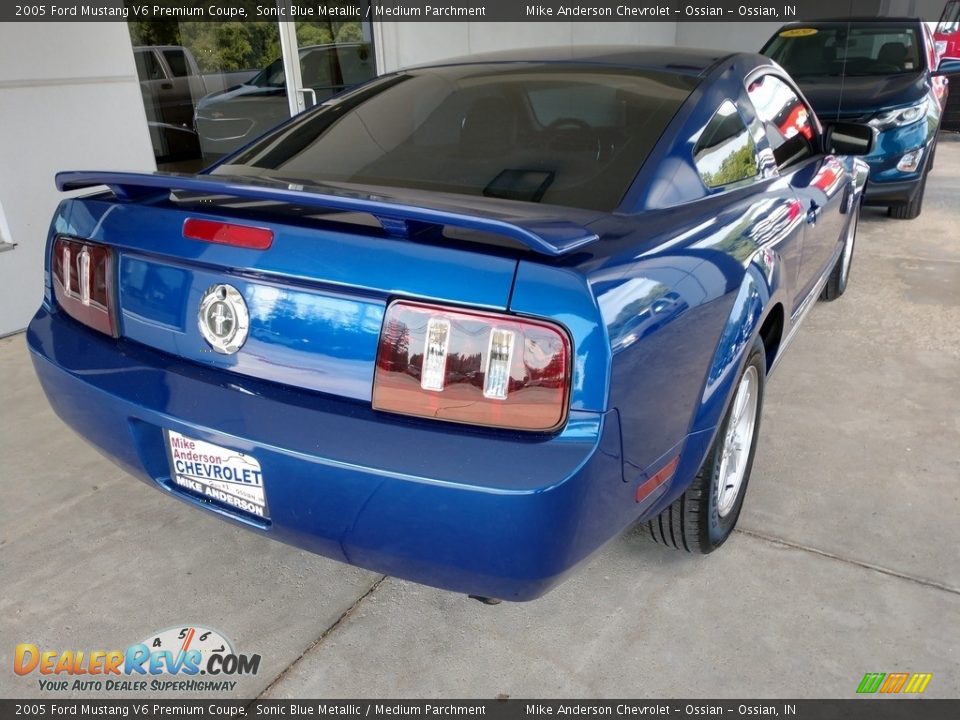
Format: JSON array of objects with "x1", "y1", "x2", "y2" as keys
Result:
[{"x1": 28, "y1": 48, "x2": 872, "y2": 601}]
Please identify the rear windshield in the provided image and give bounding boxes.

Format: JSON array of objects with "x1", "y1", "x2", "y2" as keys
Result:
[
  {"x1": 214, "y1": 64, "x2": 696, "y2": 212},
  {"x1": 764, "y1": 25, "x2": 922, "y2": 77}
]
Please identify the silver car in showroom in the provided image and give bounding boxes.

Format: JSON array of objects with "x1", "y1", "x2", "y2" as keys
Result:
[{"x1": 195, "y1": 43, "x2": 375, "y2": 160}]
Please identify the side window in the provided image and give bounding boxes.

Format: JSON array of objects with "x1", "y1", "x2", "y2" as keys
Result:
[
  {"x1": 162, "y1": 49, "x2": 190, "y2": 78},
  {"x1": 746, "y1": 74, "x2": 816, "y2": 170},
  {"x1": 134, "y1": 50, "x2": 164, "y2": 82},
  {"x1": 694, "y1": 101, "x2": 758, "y2": 189}
]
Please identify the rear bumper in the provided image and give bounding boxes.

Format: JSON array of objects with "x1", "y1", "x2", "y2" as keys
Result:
[{"x1": 26, "y1": 306, "x2": 633, "y2": 601}]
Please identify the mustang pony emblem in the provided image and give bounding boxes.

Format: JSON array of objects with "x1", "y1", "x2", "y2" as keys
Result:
[{"x1": 198, "y1": 284, "x2": 249, "y2": 354}]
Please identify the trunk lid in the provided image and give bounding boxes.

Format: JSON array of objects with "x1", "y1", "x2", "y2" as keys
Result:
[{"x1": 56, "y1": 172, "x2": 597, "y2": 402}]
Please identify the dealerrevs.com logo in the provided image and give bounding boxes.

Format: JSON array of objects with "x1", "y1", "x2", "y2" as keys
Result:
[{"x1": 14, "y1": 625, "x2": 260, "y2": 693}]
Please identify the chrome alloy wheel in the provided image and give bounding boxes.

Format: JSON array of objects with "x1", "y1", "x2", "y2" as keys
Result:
[{"x1": 716, "y1": 365, "x2": 760, "y2": 518}]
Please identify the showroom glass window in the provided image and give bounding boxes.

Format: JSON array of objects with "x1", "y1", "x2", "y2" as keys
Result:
[
  {"x1": 0, "y1": 200, "x2": 13, "y2": 252},
  {"x1": 693, "y1": 101, "x2": 759, "y2": 189},
  {"x1": 126, "y1": 19, "x2": 377, "y2": 172},
  {"x1": 746, "y1": 74, "x2": 817, "y2": 169},
  {"x1": 216, "y1": 65, "x2": 697, "y2": 212}
]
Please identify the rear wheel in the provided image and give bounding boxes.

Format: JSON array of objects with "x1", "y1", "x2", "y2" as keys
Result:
[
  {"x1": 820, "y1": 195, "x2": 860, "y2": 301},
  {"x1": 646, "y1": 338, "x2": 765, "y2": 553}
]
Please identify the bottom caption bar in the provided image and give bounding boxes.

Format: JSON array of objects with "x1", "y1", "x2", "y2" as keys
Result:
[{"x1": 2, "y1": 700, "x2": 958, "y2": 720}]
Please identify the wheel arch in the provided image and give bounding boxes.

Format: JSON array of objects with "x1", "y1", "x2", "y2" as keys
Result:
[
  {"x1": 690, "y1": 260, "x2": 780, "y2": 439},
  {"x1": 635, "y1": 254, "x2": 785, "y2": 523}
]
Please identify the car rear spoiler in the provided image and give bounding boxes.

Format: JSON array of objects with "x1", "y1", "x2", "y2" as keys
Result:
[{"x1": 56, "y1": 171, "x2": 600, "y2": 258}]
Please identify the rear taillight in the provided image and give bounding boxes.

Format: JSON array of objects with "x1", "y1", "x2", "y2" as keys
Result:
[
  {"x1": 373, "y1": 301, "x2": 571, "y2": 431},
  {"x1": 51, "y1": 237, "x2": 118, "y2": 337}
]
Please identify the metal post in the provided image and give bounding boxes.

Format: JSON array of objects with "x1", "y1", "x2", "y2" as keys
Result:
[{"x1": 276, "y1": 4, "x2": 305, "y2": 118}]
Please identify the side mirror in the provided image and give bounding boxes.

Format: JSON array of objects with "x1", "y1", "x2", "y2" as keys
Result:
[
  {"x1": 824, "y1": 122, "x2": 874, "y2": 156},
  {"x1": 936, "y1": 58, "x2": 960, "y2": 75}
]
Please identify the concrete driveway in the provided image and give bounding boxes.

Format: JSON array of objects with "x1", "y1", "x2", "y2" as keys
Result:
[{"x1": 2, "y1": 136, "x2": 958, "y2": 700}]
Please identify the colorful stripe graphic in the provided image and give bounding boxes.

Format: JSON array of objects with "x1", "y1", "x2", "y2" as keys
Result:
[{"x1": 857, "y1": 672, "x2": 932, "y2": 694}]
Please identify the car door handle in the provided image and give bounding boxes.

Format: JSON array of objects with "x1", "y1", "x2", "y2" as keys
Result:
[{"x1": 806, "y1": 201, "x2": 821, "y2": 225}]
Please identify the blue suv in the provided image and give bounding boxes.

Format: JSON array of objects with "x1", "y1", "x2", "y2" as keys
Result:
[{"x1": 762, "y1": 19, "x2": 946, "y2": 219}]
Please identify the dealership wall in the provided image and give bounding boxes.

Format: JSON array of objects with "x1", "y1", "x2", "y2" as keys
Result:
[
  {"x1": 675, "y1": 22, "x2": 781, "y2": 55},
  {"x1": 0, "y1": 22, "x2": 156, "y2": 337},
  {"x1": 373, "y1": 22, "x2": 822, "y2": 74},
  {"x1": 373, "y1": 22, "x2": 680, "y2": 72}
]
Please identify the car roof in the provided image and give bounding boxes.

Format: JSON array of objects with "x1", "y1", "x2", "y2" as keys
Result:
[{"x1": 409, "y1": 45, "x2": 736, "y2": 77}]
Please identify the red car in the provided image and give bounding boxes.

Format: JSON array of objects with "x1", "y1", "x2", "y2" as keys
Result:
[{"x1": 935, "y1": 0, "x2": 960, "y2": 129}]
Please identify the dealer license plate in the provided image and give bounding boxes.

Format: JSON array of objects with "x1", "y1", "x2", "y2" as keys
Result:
[{"x1": 166, "y1": 430, "x2": 269, "y2": 520}]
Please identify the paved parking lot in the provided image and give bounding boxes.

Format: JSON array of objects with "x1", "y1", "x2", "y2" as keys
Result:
[{"x1": 2, "y1": 135, "x2": 958, "y2": 699}]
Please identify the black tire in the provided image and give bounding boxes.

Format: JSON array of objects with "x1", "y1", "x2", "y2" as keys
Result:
[
  {"x1": 888, "y1": 170, "x2": 927, "y2": 220},
  {"x1": 646, "y1": 338, "x2": 766, "y2": 554},
  {"x1": 820, "y1": 196, "x2": 860, "y2": 301}
]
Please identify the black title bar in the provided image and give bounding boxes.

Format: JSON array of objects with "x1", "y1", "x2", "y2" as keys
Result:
[{"x1": 1, "y1": 0, "x2": 953, "y2": 23}]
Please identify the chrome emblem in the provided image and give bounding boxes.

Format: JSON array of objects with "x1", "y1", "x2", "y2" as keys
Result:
[{"x1": 198, "y1": 284, "x2": 249, "y2": 355}]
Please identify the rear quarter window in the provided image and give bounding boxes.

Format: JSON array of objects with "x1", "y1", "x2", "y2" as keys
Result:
[{"x1": 694, "y1": 101, "x2": 759, "y2": 189}]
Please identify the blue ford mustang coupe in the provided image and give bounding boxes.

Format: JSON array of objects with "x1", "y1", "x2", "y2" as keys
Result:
[{"x1": 28, "y1": 48, "x2": 871, "y2": 601}]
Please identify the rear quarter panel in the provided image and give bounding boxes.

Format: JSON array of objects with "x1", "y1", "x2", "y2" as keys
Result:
[
  {"x1": 580, "y1": 201, "x2": 781, "y2": 495},
  {"x1": 570, "y1": 55, "x2": 805, "y2": 504}
]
